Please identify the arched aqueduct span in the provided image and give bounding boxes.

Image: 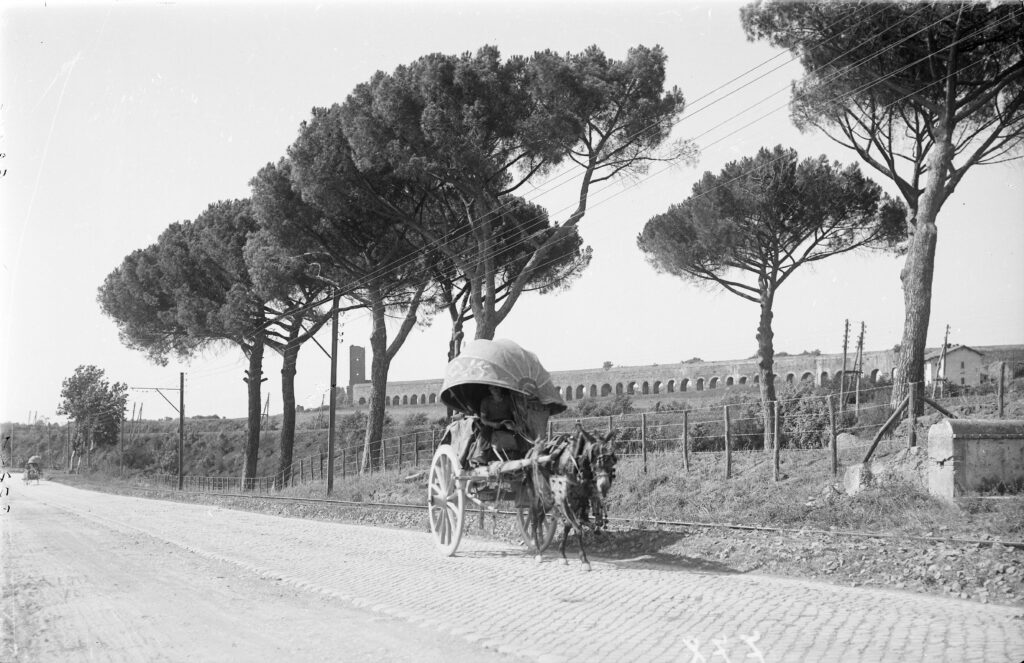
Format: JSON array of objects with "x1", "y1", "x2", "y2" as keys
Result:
[{"x1": 349, "y1": 349, "x2": 898, "y2": 408}]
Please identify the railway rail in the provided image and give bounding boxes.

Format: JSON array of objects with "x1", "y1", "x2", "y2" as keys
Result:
[{"x1": 120, "y1": 484, "x2": 1024, "y2": 551}]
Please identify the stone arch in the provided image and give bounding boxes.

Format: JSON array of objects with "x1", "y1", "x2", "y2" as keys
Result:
[
  {"x1": 726, "y1": 376, "x2": 734, "y2": 387},
  {"x1": 680, "y1": 378, "x2": 689, "y2": 392},
  {"x1": 752, "y1": 374, "x2": 760, "y2": 384},
  {"x1": 601, "y1": 384, "x2": 613, "y2": 397},
  {"x1": 820, "y1": 371, "x2": 829, "y2": 386},
  {"x1": 421, "y1": 393, "x2": 426, "y2": 405},
  {"x1": 786, "y1": 373, "x2": 796, "y2": 384},
  {"x1": 576, "y1": 385, "x2": 585, "y2": 399},
  {"x1": 653, "y1": 380, "x2": 662, "y2": 394},
  {"x1": 642, "y1": 381, "x2": 650, "y2": 395},
  {"x1": 402, "y1": 395, "x2": 409, "y2": 405},
  {"x1": 563, "y1": 385, "x2": 572, "y2": 401},
  {"x1": 870, "y1": 368, "x2": 879, "y2": 383},
  {"x1": 590, "y1": 385, "x2": 598, "y2": 398},
  {"x1": 411, "y1": 394, "x2": 418, "y2": 405},
  {"x1": 616, "y1": 383, "x2": 624, "y2": 395},
  {"x1": 709, "y1": 377, "x2": 719, "y2": 389},
  {"x1": 738, "y1": 376, "x2": 748, "y2": 385},
  {"x1": 626, "y1": 381, "x2": 636, "y2": 395},
  {"x1": 801, "y1": 371, "x2": 814, "y2": 382},
  {"x1": 358, "y1": 397, "x2": 367, "y2": 405},
  {"x1": 392, "y1": 395, "x2": 401, "y2": 406},
  {"x1": 696, "y1": 378, "x2": 705, "y2": 391},
  {"x1": 429, "y1": 393, "x2": 436, "y2": 404}
]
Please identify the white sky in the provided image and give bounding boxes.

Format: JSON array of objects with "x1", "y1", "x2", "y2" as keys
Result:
[{"x1": 2, "y1": 0, "x2": 1022, "y2": 423}]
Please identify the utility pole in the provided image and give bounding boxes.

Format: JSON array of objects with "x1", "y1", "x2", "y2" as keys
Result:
[
  {"x1": 933, "y1": 324, "x2": 950, "y2": 398},
  {"x1": 120, "y1": 414, "x2": 125, "y2": 478},
  {"x1": 178, "y1": 372, "x2": 185, "y2": 491},
  {"x1": 326, "y1": 290, "x2": 340, "y2": 496},
  {"x1": 854, "y1": 322, "x2": 865, "y2": 416},
  {"x1": 261, "y1": 394, "x2": 270, "y2": 429},
  {"x1": 130, "y1": 379, "x2": 183, "y2": 488},
  {"x1": 839, "y1": 319, "x2": 850, "y2": 414}
]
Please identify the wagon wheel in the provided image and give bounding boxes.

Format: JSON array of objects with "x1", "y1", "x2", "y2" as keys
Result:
[
  {"x1": 516, "y1": 506, "x2": 557, "y2": 552},
  {"x1": 427, "y1": 445, "x2": 465, "y2": 556}
]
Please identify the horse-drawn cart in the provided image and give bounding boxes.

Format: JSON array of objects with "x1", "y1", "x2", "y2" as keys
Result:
[
  {"x1": 427, "y1": 339, "x2": 617, "y2": 565},
  {"x1": 25, "y1": 455, "x2": 42, "y2": 484}
]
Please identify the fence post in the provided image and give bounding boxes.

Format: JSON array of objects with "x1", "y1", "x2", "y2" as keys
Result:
[
  {"x1": 641, "y1": 412, "x2": 647, "y2": 474},
  {"x1": 432, "y1": 429, "x2": 437, "y2": 454},
  {"x1": 381, "y1": 437, "x2": 386, "y2": 473},
  {"x1": 998, "y1": 362, "x2": 1006, "y2": 418},
  {"x1": 398, "y1": 435, "x2": 403, "y2": 470},
  {"x1": 608, "y1": 416, "x2": 613, "y2": 434},
  {"x1": 342, "y1": 447, "x2": 346, "y2": 480},
  {"x1": 908, "y1": 384, "x2": 917, "y2": 448},
  {"x1": 415, "y1": 432, "x2": 420, "y2": 466},
  {"x1": 548, "y1": 420, "x2": 553, "y2": 440},
  {"x1": 828, "y1": 394, "x2": 837, "y2": 477},
  {"x1": 772, "y1": 400, "x2": 781, "y2": 482},
  {"x1": 724, "y1": 405, "x2": 732, "y2": 479},
  {"x1": 682, "y1": 410, "x2": 689, "y2": 472},
  {"x1": 319, "y1": 453, "x2": 324, "y2": 481}
]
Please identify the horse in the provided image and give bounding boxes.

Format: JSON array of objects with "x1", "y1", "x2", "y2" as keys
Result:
[{"x1": 527, "y1": 425, "x2": 618, "y2": 571}]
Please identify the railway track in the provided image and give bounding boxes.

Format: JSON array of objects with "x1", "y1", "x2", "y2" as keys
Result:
[{"x1": 125, "y1": 484, "x2": 1024, "y2": 551}]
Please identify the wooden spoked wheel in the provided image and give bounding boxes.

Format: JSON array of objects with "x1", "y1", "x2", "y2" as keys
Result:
[
  {"x1": 516, "y1": 506, "x2": 558, "y2": 552},
  {"x1": 428, "y1": 445, "x2": 465, "y2": 556}
]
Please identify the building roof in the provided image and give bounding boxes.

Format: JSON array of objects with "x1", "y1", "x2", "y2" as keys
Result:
[{"x1": 924, "y1": 344, "x2": 985, "y2": 362}]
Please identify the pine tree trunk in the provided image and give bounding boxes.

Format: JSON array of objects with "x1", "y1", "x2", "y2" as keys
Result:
[
  {"x1": 362, "y1": 293, "x2": 390, "y2": 472},
  {"x1": 891, "y1": 129, "x2": 950, "y2": 410},
  {"x1": 277, "y1": 337, "x2": 300, "y2": 489},
  {"x1": 474, "y1": 309, "x2": 496, "y2": 340},
  {"x1": 447, "y1": 317, "x2": 465, "y2": 420},
  {"x1": 242, "y1": 337, "x2": 265, "y2": 489},
  {"x1": 756, "y1": 286, "x2": 779, "y2": 452}
]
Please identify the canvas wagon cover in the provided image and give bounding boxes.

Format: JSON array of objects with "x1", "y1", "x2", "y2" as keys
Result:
[{"x1": 440, "y1": 338, "x2": 567, "y2": 416}]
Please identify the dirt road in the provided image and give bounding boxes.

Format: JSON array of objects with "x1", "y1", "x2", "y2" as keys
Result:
[
  {"x1": 0, "y1": 474, "x2": 519, "y2": 662},
  {"x1": 2, "y1": 475, "x2": 1023, "y2": 662}
]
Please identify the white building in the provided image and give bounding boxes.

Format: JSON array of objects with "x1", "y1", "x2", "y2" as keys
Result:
[{"x1": 924, "y1": 344, "x2": 985, "y2": 387}]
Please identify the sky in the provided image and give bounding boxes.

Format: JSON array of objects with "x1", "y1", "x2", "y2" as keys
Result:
[{"x1": 2, "y1": 0, "x2": 1022, "y2": 424}]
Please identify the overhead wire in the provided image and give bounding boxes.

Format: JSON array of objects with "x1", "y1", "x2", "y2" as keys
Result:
[
  {"x1": 111, "y1": 6, "x2": 1018, "y2": 417},
  {"x1": 120, "y1": 4, "x2": 932, "y2": 357},
  {"x1": 239, "y1": 3, "x2": 967, "y2": 338}
]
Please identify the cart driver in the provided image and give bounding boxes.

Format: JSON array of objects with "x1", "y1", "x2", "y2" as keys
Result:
[{"x1": 470, "y1": 385, "x2": 516, "y2": 466}]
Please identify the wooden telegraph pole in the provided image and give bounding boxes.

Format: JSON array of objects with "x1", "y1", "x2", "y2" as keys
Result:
[
  {"x1": 326, "y1": 290, "x2": 340, "y2": 496},
  {"x1": 839, "y1": 319, "x2": 850, "y2": 414},
  {"x1": 854, "y1": 322, "x2": 865, "y2": 416},
  {"x1": 178, "y1": 372, "x2": 184, "y2": 490},
  {"x1": 939, "y1": 325, "x2": 950, "y2": 398}
]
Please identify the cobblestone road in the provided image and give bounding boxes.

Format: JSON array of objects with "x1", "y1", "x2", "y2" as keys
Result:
[{"x1": 9, "y1": 481, "x2": 1024, "y2": 662}]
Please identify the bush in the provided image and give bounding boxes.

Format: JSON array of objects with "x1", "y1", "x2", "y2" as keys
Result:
[{"x1": 571, "y1": 394, "x2": 634, "y2": 417}]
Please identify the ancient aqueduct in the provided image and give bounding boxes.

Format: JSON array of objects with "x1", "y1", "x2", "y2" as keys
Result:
[{"x1": 348, "y1": 348, "x2": 899, "y2": 408}]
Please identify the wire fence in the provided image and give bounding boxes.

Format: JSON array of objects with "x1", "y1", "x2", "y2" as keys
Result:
[
  {"x1": 6, "y1": 378, "x2": 1016, "y2": 493},
  {"x1": 152, "y1": 380, "x2": 1012, "y2": 493}
]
